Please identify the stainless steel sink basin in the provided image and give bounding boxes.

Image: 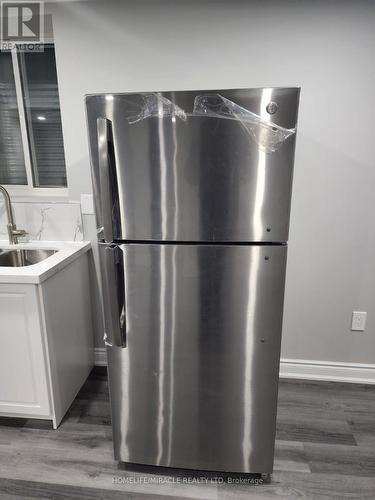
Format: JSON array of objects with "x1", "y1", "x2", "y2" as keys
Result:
[{"x1": 0, "y1": 248, "x2": 57, "y2": 267}]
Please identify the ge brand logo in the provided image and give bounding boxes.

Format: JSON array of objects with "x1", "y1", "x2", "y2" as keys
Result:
[{"x1": 266, "y1": 101, "x2": 279, "y2": 115}]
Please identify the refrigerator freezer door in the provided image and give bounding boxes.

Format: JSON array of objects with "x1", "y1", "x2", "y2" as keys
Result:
[
  {"x1": 86, "y1": 88, "x2": 299, "y2": 243},
  {"x1": 107, "y1": 243, "x2": 287, "y2": 473}
]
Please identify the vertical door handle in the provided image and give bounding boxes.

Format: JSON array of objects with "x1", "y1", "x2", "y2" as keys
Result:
[
  {"x1": 101, "y1": 245, "x2": 126, "y2": 347},
  {"x1": 97, "y1": 117, "x2": 119, "y2": 243}
]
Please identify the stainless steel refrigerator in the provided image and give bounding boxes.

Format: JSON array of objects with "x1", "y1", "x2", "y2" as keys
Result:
[{"x1": 86, "y1": 88, "x2": 300, "y2": 476}]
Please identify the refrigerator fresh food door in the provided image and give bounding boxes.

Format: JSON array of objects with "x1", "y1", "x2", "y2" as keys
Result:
[
  {"x1": 101, "y1": 242, "x2": 287, "y2": 473},
  {"x1": 87, "y1": 88, "x2": 299, "y2": 243}
]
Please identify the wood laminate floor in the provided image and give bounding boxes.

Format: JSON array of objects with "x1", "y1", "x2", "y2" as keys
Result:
[{"x1": 1, "y1": 367, "x2": 375, "y2": 499}]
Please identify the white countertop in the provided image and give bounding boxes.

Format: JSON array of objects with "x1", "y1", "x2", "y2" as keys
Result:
[{"x1": 0, "y1": 240, "x2": 91, "y2": 284}]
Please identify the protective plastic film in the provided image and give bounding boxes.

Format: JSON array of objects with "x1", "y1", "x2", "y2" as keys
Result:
[
  {"x1": 126, "y1": 92, "x2": 295, "y2": 153},
  {"x1": 193, "y1": 94, "x2": 296, "y2": 153},
  {"x1": 126, "y1": 93, "x2": 187, "y2": 124}
]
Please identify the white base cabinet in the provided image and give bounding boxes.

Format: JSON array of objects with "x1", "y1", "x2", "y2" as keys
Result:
[{"x1": 0, "y1": 253, "x2": 93, "y2": 428}]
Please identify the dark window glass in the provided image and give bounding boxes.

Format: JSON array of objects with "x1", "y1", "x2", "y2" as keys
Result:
[
  {"x1": 18, "y1": 46, "x2": 67, "y2": 187},
  {"x1": 0, "y1": 52, "x2": 27, "y2": 185}
]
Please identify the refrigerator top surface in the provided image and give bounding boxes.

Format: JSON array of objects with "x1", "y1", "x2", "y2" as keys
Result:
[{"x1": 86, "y1": 87, "x2": 300, "y2": 243}]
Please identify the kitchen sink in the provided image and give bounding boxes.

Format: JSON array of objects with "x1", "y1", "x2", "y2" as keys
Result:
[{"x1": 0, "y1": 248, "x2": 57, "y2": 267}]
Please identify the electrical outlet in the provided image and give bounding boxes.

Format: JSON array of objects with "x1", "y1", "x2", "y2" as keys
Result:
[{"x1": 351, "y1": 311, "x2": 367, "y2": 331}]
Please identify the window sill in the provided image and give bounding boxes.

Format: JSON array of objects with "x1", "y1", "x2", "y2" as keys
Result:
[{"x1": 1, "y1": 186, "x2": 70, "y2": 203}]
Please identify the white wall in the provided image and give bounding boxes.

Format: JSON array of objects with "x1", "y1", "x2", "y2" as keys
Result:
[{"x1": 48, "y1": 0, "x2": 375, "y2": 363}]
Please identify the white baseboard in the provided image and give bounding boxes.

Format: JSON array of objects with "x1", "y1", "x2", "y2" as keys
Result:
[
  {"x1": 280, "y1": 358, "x2": 375, "y2": 384},
  {"x1": 94, "y1": 348, "x2": 375, "y2": 385},
  {"x1": 94, "y1": 347, "x2": 107, "y2": 366}
]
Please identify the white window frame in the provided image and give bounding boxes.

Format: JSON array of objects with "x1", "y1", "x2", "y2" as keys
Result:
[{"x1": 2, "y1": 44, "x2": 69, "y2": 202}]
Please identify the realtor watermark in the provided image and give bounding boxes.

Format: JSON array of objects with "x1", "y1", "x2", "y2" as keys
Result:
[
  {"x1": 1, "y1": 0, "x2": 44, "y2": 51},
  {"x1": 112, "y1": 475, "x2": 264, "y2": 485}
]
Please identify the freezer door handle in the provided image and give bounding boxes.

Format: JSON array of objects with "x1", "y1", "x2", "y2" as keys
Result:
[
  {"x1": 102, "y1": 245, "x2": 126, "y2": 348},
  {"x1": 97, "y1": 117, "x2": 118, "y2": 243}
]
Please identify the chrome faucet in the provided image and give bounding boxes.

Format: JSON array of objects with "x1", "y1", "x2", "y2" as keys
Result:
[{"x1": 0, "y1": 185, "x2": 27, "y2": 244}]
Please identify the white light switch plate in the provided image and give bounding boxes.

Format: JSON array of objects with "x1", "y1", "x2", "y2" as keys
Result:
[
  {"x1": 80, "y1": 194, "x2": 95, "y2": 215},
  {"x1": 351, "y1": 311, "x2": 367, "y2": 331}
]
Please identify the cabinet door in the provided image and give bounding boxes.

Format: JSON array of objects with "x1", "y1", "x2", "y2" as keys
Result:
[{"x1": 0, "y1": 284, "x2": 51, "y2": 417}]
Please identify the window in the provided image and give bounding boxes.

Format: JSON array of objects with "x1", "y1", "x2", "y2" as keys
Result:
[
  {"x1": 0, "y1": 52, "x2": 27, "y2": 185},
  {"x1": 0, "y1": 45, "x2": 67, "y2": 195}
]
